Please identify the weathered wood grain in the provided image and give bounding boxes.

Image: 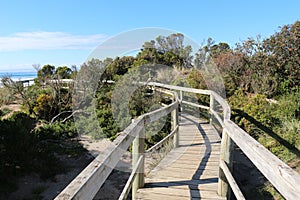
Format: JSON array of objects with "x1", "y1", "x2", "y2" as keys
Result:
[
  {"x1": 119, "y1": 155, "x2": 144, "y2": 200},
  {"x1": 225, "y1": 120, "x2": 300, "y2": 200},
  {"x1": 132, "y1": 128, "x2": 145, "y2": 199},
  {"x1": 219, "y1": 160, "x2": 245, "y2": 200}
]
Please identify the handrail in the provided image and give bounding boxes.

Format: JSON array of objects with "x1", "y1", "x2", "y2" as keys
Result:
[
  {"x1": 181, "y1": 100, "x2": 209, "y2": 110},
  {"x1": 56, "y1": 82, "x2": 300, "y2": 200},
  {"x1": 119, "y1": 155, "x2": 144, "y2": 200},
  {"x1": 224, "y1": 120, "x2": 300, "y2": 199},
  {"x1": 55, "y1": 117, "x2": 144, "y2": 200},
  {"x1": 147, "y1": 82, "x2": 211, "y2": 95},
  {"x1": 55, "y1": 85, "x2": 179, "y2": 200},
  {"x1": 145, "y1": 125, "x2": 179, "y2": 154},
  {"x1": 146, "y1": 82, "x2": 300, "y2": 200},
  {"x1": 219, "y1": 160, "x2": 245, "y2": 200}
]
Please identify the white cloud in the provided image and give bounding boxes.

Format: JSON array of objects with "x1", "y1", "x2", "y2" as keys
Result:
[{"x1": 0, "y1": 31, "x2": 108, "y2": 51}]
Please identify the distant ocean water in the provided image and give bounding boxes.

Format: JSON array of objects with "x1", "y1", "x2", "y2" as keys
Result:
[
  {"x1": 0, "y1": 71, "x2": 37, "y2": 81},
  {"x1": 0, "y1": 71, "x2": 37, "y2": 87}
]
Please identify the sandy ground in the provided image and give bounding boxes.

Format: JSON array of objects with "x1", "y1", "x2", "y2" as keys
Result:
[
  {"x1": 6, "y1": 135, "x2": 132, "y2": 200},
  {"x1": 8, "y1": 154, "x2": 94, "y2": 200},
  {"x1": 1, "y1": 102, "x2": 21, "y2": 119},
  {"x1": 232, "y1": 147, "x2": 267, "y2": 199},
  {"x1": 1, "y1": 104, "x2": 21, "y2": 112},
  {"x1": 78, "y1": 135, "x2": 132, "y2": 200}
]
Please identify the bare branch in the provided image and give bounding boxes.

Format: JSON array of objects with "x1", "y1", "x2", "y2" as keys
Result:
[{"x1": 50, "y1": 109, "x2": 85, "y2": 124}]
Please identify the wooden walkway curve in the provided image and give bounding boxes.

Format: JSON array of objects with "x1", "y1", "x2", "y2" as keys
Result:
[
  {"x1": 56, "y1": 82, "x2": 300, "y2": 200},
  {"x1": 136, "y1": 113, "x2": 225, "y2": 200}
]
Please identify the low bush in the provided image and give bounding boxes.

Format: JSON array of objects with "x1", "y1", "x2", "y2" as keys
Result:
[
  {"x1": 0, "y1": 112, "x2": 67, "y2": 195},
  {"x1": 273, "y1": 91, "x2": 300, "y2": 120},
  {"x1": 229, "y1": 90, "x2": 300, "y2": 162},
  {"x1": 229, "y1": 90, "x2": 275, "y2": 138},
  {"x1": 0, "y1": 88, "x2": 15, "y2": 105},
  {"x1": 0, "y1": 108, "x2": 12, "y2": 118},
  {"x1": 33, "y1": 121, "x2": 77, "y2": 140}
]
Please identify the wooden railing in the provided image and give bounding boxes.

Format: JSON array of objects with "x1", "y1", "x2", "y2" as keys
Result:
[
  {"x1": 56, "y1": 82, "x2": 300, "y2": 200},
  {"x1": 149, "y1": 83, "x2": 300, "y2": 200},
  {"x1": 55, "y1": 85, "x2": 179, "y2": 200}
]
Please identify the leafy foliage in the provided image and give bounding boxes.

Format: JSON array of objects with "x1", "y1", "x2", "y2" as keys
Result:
[
  {"x1": 0, "y1": 108, "x2": 11, "y2": 118},
  {"x1": 273, "y1": 91, "x2": 300, "y2": 120},
  {"x1": 0, "y1": 112, "x2": 68, "y2": 194},
  {"x1": 229, "y1": 89, "x2": 300, "y2": 163},
  {"x1": 0, "y1": 87, "x2": 16, "y2": 106},
  {"x1": 33, "y1": 121, "x2": 77, "y2": 140},
  {"x1": 55, "y1": 66, "x2": 73, "y2": 79},
  {"x1": 229, "y1": 90, "x2": 273, "y2": 137}
]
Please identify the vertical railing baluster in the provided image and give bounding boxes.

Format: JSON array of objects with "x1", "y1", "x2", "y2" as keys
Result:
[
  {"x1": 132, "y1": 125, "x2": 145, "y2": 199},
  {"x1": 209, "y1": 93, "x2": 215, "y2": 124},
  {"x1": 171, "y1": 105, "x2": 179, "y2": 148},
  {"x1": 172, "y1": 93, "x2": 179, "y2": 148},
  {"x1": 218, "y1": 95, "x2": 233, "y2": 199},
  {"x1": 179, "y1": 90, "x2": 183, "y2": 112}
]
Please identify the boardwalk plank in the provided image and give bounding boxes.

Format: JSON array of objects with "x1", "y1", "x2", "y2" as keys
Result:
[
  {"x1": 137, "y1": 114, "x2": 225, "y2": 200},
  {"x1": 144, "y1": 181, "x2": 219, "y2": 191},
  {"x1": 137, "y1": 188, "x2": 225, "y2": 199}
]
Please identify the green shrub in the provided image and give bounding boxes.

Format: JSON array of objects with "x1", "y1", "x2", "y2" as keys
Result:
[
  {"x1": 0, "y1": 112, "x2": 66, "y2": 194},
  {"x1": 0, "y1": 112, "x2": 37, "y2": 181},
  {"x1": 258, "y1": 182, "x2": 284, "y2": 200},
  {"x1": 273, "y1": 91, "x2": 300, "y2": 120},
  {"x1": 0, "y1": 88, "x2": 15, "y2": 105},
  {"x1": 229, "y1": 90, "x2": 275, "y2": 138},
  {"x1": 145, "y1": 114, "x2": 171, "y2": 149},
  {"x1": 0, "y1": 108, "x2": 11, "y2": 118},
  {"x1": 33, "y1": 121, "x2": 77, "y2": 140},
  {"x1": 280, "y1": 119, "x2": 300, "y2": 149}
]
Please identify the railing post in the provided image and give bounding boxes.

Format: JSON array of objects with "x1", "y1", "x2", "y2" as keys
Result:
[
  {"x1": 171, "y1": 102, "x2": 179, "y2": 148},
  {"x1": 179, "y1": 90, "x2": 183, "y2": 112},
  {"x1": 218, "y1": 108, "x2": 233, "y2": 199},
  {"x1": 209, "y1": 93, "x2": 215, "y2": 124},
  {"x1": 132, "y1": 126, "x2": 145, "y2": 199}
]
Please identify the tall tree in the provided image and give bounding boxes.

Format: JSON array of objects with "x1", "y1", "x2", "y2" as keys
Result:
[
  {"x1": 38, "y1": 64, "x2": 55, "y2": 78},
  {"x1": 55, "y1": 66, "x2": 73, "y2": 79},
  {"x1": 139, "y1": 33, "x2": 193, "y2": 69},
  {"x1": 262, "y1": 20, "x2": 300, "y2": 94}
]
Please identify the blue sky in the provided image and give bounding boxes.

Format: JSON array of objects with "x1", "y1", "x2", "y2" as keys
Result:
[{"x1": 0, "y1": 0, "x2": 299, "y2": 72}]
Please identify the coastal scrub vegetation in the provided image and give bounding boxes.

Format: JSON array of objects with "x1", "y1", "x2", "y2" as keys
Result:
[{"x1": 0, "y1": 21, "x2": 299, "y2": 199}]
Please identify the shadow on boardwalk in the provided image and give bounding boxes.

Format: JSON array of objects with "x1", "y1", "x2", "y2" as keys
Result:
[{"x1": 138, "y1": 114, "x2": 224, "y2": 199}]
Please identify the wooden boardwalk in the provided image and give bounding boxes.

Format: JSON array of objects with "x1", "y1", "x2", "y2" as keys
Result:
[
  {"x1": 56, "y1": 83, "x2": 300, "y2": 200},
  {"x1": 136, "y1": 114, "x2": 226, "y2": 200}
]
